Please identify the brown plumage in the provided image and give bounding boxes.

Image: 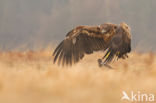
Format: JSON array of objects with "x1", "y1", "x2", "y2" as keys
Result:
[{"x1": 53, "y1": 22, "x2": 131, "y2": 67}]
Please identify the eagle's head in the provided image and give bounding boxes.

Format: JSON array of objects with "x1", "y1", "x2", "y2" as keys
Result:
[
  {"x1": 120, "y1": 22, "x2": 131, "y2": 39},
  {"x1": 120, "y1": 22, "x2": 131, "y2": 32}
]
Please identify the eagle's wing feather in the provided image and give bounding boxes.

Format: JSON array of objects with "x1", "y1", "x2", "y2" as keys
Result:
[{"x1": 53, "y1": 26, "x2": 108, "y2": 66}]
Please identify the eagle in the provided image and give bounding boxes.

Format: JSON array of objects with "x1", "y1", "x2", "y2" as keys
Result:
[{"x1": 53, "y1": 22, "x2": 131, "y2": 67}]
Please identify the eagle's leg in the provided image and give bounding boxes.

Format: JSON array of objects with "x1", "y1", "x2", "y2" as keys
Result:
[{"x1": 97, "y1": 59, "x2": 113, "y2": 69}]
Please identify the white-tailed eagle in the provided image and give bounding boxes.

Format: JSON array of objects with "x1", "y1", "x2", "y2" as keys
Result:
[{"x1": 53, "y1": 22, "x2": 131, "y2": 67}]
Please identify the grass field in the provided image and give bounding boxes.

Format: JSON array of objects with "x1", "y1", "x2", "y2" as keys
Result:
[{"x1": 0, "y1": 49, "x2": 156, "y2": 103}]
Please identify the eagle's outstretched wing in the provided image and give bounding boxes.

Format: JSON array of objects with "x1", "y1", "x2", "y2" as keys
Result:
[{"x1": 53, "y1": 24, "x2": 117, "y2": 66}]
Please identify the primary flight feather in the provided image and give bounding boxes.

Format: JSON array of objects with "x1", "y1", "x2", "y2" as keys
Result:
[{"x1": 53, "y1": 22, "x2": 131, "y2": 67}]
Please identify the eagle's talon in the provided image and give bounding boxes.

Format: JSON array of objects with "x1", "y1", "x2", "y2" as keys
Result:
[
  {"x1": 102, "y1": 62, "x2": 113, "y2": 69},
  {"x1": 98, "y1": 59, "x2": 112, "y2": 69}
]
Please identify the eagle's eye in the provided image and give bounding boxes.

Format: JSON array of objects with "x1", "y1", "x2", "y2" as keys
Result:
[{"x1": 125, "y1": 26, "x2": 131, "y2": 31}]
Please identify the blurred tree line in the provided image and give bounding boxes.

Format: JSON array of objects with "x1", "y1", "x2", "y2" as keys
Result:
[{"x1": 0, "y1": 0, "x2": 155, "y2": 51}]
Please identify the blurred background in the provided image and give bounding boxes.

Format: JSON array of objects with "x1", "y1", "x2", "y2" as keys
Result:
[{"x1": 0, "y1": 0, "x2": 156, "y2": 51}]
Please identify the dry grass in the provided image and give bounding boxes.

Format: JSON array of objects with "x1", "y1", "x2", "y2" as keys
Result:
[{"x1": 0, "y1": 49, "x2": 156, "y2": 103}]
